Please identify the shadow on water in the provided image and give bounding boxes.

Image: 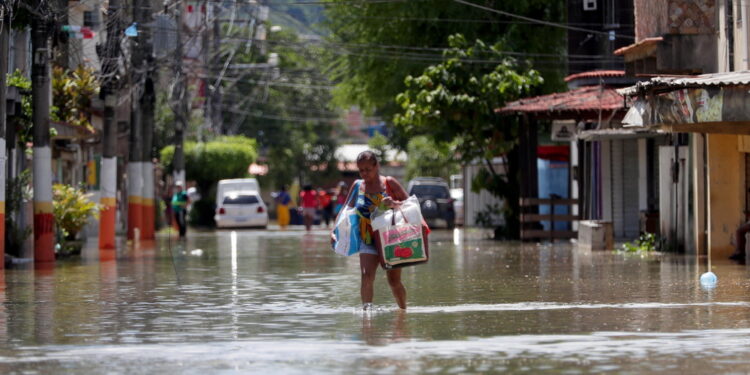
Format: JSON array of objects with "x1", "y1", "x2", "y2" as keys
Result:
[{"x1": 1, "y1": 229, "x2": 750, "y2": 373}]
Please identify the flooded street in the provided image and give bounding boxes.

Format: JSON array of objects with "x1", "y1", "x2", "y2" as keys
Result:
[{"x1": 1, "y1": 229, "x2": 750, "y2": 373}]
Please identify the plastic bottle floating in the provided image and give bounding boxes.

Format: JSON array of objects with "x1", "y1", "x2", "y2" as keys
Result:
[
  {"x1": 394, "y1": 246, "x2": 413, "y2": 258},
  {"x1": 700, "y1": 271, "x2": 717, "y2": 287}
]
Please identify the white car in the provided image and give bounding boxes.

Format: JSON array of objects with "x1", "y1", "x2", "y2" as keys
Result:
[{"x1": 214, "y1": 190, "x2": 269, "y2": 228}]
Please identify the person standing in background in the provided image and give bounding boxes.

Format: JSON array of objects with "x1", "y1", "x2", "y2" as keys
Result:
[
  {"x1": 171, "y1": 182, "x2": 190, "y2": 238},
  {"x1": 334, "y1": 181, "x2": 348, "y2": 215},
  {"x1": 275, "y1": 185, "x2": 292, "y2": 229},
  {"x1": 299, "y1": 185, "x2": 319, "y2": 231},
  {"x1": 319, "y1": 188, "x2": 334, "y2": 227}
]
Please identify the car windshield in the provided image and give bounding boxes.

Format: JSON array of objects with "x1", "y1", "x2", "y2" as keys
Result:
[
  {"x1": 223, "y1": 195, "x2": 259, "y2": 205},
  {"x1": 410, "y1": 185, "x2": 449, "y2": 199}
]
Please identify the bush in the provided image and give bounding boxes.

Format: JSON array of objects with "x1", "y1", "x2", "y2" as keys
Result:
[
  {"x1": 161, "y1": 136, "x2": 257, "y2": 228},
  {"x1": 620, "y1": 233, "x2": 659, "y2": 252},
  {"x1": 52, "y1": 184, "x2": 101, "y2": 241}
]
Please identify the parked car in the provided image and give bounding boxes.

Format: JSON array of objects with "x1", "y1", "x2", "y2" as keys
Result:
[
  {"x1": 450, "y1": 188, "x2": 464, "y2": 226},
  {"x1": 216, "y1": 178, "x2": 261, "y2": 201},
  {"x1": 406, "y1": 177, "x2": 455, "y2": 229},
  {"x1": 215, "y1": 190, "x2": 269, "y2": 228}
]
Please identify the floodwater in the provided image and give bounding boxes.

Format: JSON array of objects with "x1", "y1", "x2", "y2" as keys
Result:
[{"x1": 1, "y1": 228, "x2": 750, "y2": 374}]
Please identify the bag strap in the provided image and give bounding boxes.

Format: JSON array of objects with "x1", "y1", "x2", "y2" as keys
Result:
[{"x1": 346, "y1": 180, "x2": 361, "y2": 206}]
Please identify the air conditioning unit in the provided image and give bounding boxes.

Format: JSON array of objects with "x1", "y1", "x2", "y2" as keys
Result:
[{"x1": 583, "y1": 0, "x2": 597, "y2": 11}]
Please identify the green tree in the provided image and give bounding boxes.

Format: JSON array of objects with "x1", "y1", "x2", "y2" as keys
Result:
[
  {"x1": 221, "y1": 24, "x2": 341, "y2": 190},
  {"x1": 367, "y1": 132, "x2": 389, "y2": 164},
  {"x1": 405, "y1": 136, "x2": 459, "y2": 181},
  {"x1": 393, "y1": 34, "x2": 542, "y2": 238},
  {"x1": 160, "y1": 136, "x2": 258, "y2": 193},
  {"x1": 325, "y1": 0, "x2": 565, "y2": 125}
]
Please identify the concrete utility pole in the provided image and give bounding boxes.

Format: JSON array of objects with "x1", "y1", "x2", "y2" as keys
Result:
[
  {"x1": 99, "y1": 0, "x2": 122, "y2": 250},
  {"x1": 0, "y1": 5, "x2": 8, "y2": 267},
  {"x1": 141, "y1": 76, "x2": 155, "y2": 240},
  {"x1": 31, "y1": 0, "x2": 55, "y2": 262},
  {"x1": 171, "y1": 0, "x2": 187, "y2": 187},
  {"x1": 209, "y1": 1, "x2": 222, "y2": 134},
  {"x1": 138, "y1": 0, "x2": 156, "y2": 241},
  {"x1": 128, "y1": 0, "x2": 145, "y2": 241}
]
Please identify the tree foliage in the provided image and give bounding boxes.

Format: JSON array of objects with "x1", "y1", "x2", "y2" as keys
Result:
[
  {"x1": 325, "y1": 0, "x2": 565, "y2": 122},
  {"x1": 160, "y1": 135, "x2": 258, "y2": 194},
  {"x1": 405, "y1": 136, "x2": 459, "y2": 181},
  {"x1": 221, "y1": 24, "x2": 340, "y2": 189},
  {"x1": 393, "y1": 34, "x2": 543, "y2": 237},
  {"x1": 51, "y1": 65, "x2": 99, "y2": 130}
]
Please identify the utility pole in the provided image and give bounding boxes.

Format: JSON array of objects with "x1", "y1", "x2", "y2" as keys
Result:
[
  {"x1": 99, "y1": 0, "x2": 122, "y2": 250},
  {"x1": 0, "y1": 5, "x2": 8, "y2": 267},
  {"x1": 172, "y1": 0, "x2": 187, "y2": 187},
  {"x1": 128, "y1": 0, "x2": 145, "y2": 242},
  {"x1": 142, "y1": 76, "x2": 155, "y2": 240},
  {"x1": 209, "y1": 1, "x2": 222, "y2": 134},
  {"x1": 31, "y1": 0, "x2": 55, "y2": 262},
  {"x1": 139, "y1": 0, "x2": 156, "y2": 241}
]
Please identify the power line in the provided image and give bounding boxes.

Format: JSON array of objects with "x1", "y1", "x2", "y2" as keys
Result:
[
  {"x1": 332, "y1": 15, "x2": 635, "y2": 27},
  {"x1": 224, "y1": 36, "x2": 614, "y2": 59},
  {"x1": 452, "y1": 0, "x2": 635, "y2": 40}
]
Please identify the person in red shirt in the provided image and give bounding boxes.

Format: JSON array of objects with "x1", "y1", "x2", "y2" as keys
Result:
[
  {"x1": 318, "y1": 188, "x2": 334, "y2": 227},
  {"x1": 299, "y1": 185, "x2": 319, "y2": 231}
]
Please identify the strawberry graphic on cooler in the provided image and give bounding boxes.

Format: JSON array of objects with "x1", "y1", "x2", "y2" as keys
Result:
[{"x1": 394, "y1": 245, "x2": 413, "y2": 258}]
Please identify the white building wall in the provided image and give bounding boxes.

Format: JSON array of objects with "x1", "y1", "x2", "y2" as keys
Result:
[{"x1": 463, "y1": 159, "x2": 506, "y2": 227}]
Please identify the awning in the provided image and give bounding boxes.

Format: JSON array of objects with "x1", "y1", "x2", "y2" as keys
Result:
[
  {"x1": 617, "y1": 71, "x2": 750, "y2": 133},
  {"x1": 497, "y1": 85, "x2": 626, "y2": 121},
  {"x1": 576, "y1": 128, "x2": 668, "y2": 141}
]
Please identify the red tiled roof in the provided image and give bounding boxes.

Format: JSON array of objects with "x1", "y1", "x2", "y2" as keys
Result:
[
  {"x1": 496, "y1": 85, "x2": 625, "y2": 119},
  {"x1": 564, "y1": 70, "x2": 625, "y2": 82}
]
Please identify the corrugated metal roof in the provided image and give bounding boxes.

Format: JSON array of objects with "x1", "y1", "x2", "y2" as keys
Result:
[
  {"x1": 497, "y1": 85, "x2": 625, "y2": 116},
  {"x1": 620, "y1": 70, "x2": 750, "y2": 96}
]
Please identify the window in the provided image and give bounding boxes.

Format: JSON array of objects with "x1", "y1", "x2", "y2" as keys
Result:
[
  {"x1": 223, "y1": 195, "x2": 259, "y2": 205},
  {"x1": 583, "y1": 0, "x2": 597, "y2": 11},
  {"x1": 409, "y1": 185, "x2": 450, "y2": 199}
]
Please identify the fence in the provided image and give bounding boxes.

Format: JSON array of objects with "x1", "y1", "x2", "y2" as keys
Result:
[{"x1": 520, "y1": 195, "x2": 578, "y2": 241}]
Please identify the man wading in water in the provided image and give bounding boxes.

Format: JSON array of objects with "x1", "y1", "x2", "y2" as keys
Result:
[{"x1": 331, "y1": 151, "x2": 409, "y2": 310}]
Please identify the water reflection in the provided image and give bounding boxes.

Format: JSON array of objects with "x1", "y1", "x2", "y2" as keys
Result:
[{"x1": 1, "y1": 230, "x2": 750, "y2": 373}]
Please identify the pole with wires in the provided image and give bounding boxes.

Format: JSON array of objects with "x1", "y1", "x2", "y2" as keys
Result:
[
  {"x1": 128, "y1": 0, "x2": 145, "y2": 243},
  {"x1": 99, "y1": 0, "x2": 122, "y2": 250},
  {"x1": 31, "y1": 0, "x2": 55, "y2": 263},
  {"x1": 139, "y1": 0, "x2": 157, "y2": 241},
  {"x1": 171, "y1": 0, "x2": 187, "y2": 187}
]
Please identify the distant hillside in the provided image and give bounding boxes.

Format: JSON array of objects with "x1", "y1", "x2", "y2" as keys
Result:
[{"x1": 267, "y1": 1, "x2": 327, "y2": 36}]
